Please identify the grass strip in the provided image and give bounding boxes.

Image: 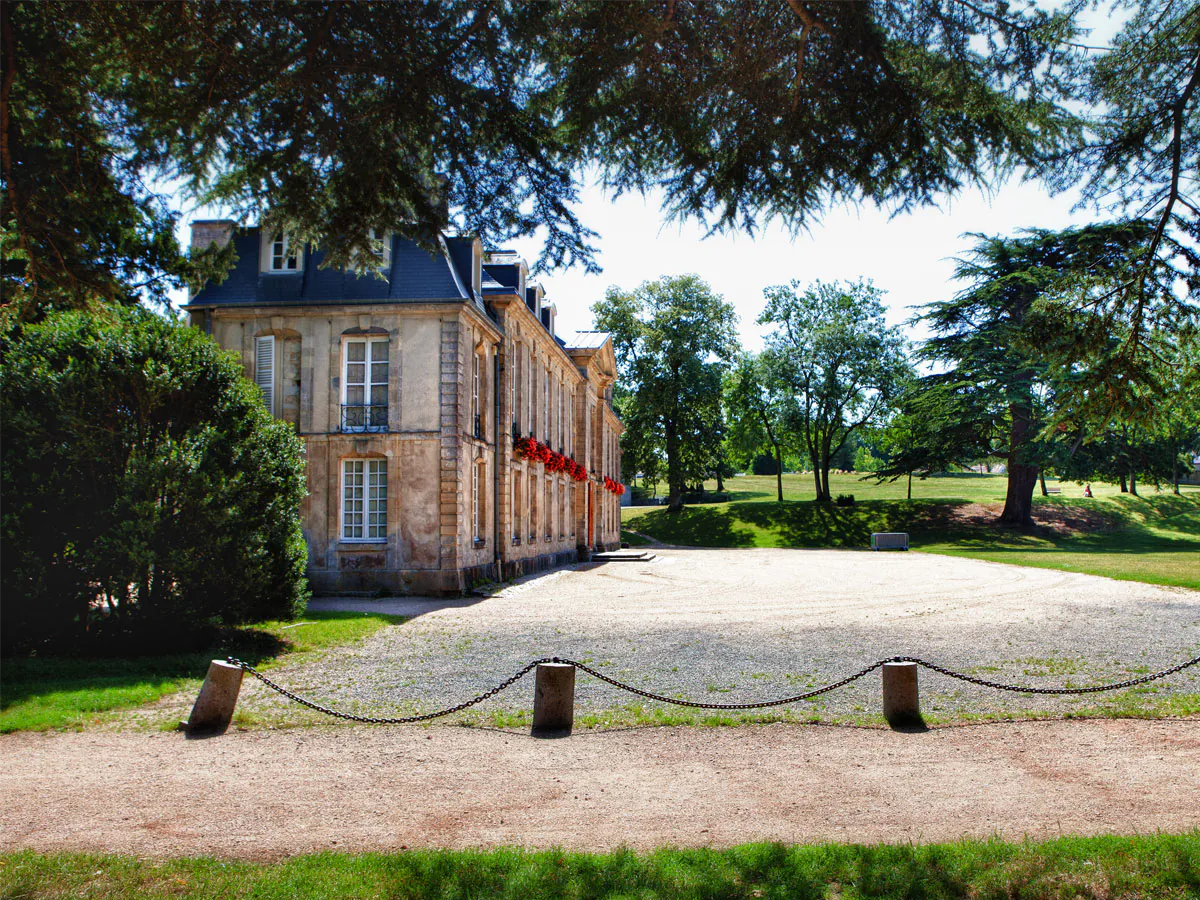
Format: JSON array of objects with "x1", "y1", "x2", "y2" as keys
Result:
[
  {"x1": 3, "y1": 833, "x2": 1199, "y2": 899},
  {"x1": 0, "y1": 610, "x2": 405, "y2": 733}
]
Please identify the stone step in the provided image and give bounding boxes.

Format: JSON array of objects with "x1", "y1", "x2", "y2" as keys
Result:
[{"x1": 592, "y1": 551, "x2": 656, "y2": 562}]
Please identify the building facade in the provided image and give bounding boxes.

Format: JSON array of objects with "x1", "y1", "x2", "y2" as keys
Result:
[{"x1": 186, "y1": 222, "x2": 623, "y2": 594}]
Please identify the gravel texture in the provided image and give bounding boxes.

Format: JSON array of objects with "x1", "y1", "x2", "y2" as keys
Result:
[
  {"x1": 2, "y1": 719, "x2": 1198, "y2": 856},
  {"x1": 237, "y1": 548, "x2": 1200, "y2": 726}
]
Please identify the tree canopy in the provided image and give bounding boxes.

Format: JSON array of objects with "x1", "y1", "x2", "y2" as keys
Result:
[
  {"x1": 593, "y1": 274, "x2": 738, "y2": 512},
  {"x1": 760, "y1": 279, "x2": 910, "y2": 502},
  {"x1": 4, "y1": 0, "x2": 1158, "y2": 321}
]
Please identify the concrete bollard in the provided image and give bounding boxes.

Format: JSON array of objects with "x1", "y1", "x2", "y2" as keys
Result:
[
  {"x1": 531, "y1": 662, "x2": 575, "y2": 737},
  {"x1": 881, "y1": 661, "x2": 921, "y2": 728},
  {"x1": 183, "y1": 660, "x2": 244, "y2": 734}
]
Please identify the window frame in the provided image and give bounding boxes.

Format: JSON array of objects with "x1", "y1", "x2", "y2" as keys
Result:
[
  {"x1": 261, "y1": 230, "x2": 304, "y2": 273},
  {"x1": 340, "y1": 336, "x2": 390, "y2": 433},
  {"x1": 473, "y1": 460, "x2": 486, "y2": 543},
  {"x1": 340, "y1": 458, "x2": 388, "y2": 543}
]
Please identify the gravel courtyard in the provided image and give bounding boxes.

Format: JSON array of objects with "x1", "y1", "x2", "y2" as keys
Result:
[{"x1": 244, "y1": 548, "x2": 1200, "y2": 725}]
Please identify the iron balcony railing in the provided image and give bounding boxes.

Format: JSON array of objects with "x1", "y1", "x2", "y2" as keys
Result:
[{"x1": 341, "y1": 404, "x2": 388, "y2": 433}]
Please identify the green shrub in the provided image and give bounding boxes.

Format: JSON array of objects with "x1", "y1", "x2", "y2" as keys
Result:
[{"x1": 1, "y1": 307, "x2": 309, "y2": 653}]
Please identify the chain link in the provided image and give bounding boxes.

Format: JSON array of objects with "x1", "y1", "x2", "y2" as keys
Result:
[
  {"x1": 227, "y1": 656, "x2": 554, "y2": 724},
  {"x1": 552, "y1": 656, "x2": 888, "y2": 709},
  {"x1": 226, "y1": 651, "x2": 1200, "y2": 723},
  {"x1": 892, "y1": 653, "x2": 1200, "y2": 695}
]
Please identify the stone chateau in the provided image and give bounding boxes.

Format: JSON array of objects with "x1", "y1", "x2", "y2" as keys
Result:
[{"x1": 187, "y1": 222, "x2": 623, "y2": 594}]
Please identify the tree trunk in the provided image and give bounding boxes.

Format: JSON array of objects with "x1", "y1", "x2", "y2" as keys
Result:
[
  {"x1": 907, "y1": 471, "x2": 912, "y2": 501},
  {"x1": 1174, "y1": 451, "x2": 1181, "y2": 495},
  {"x1": 716, "y1": 469, "x2": 724, "y2": 492},
  {"x1": 810, "y1": 444, "x2": 823, "y2": 500},
  {"x1": 665, "y1": 420, "x2": 683, "y2": 512},
  {"x1": 1119, "y1": 473, "x2": 1128, "y2": 492},
  {"x1": 1039, "y1": 472, "x2": 1048, "y2": 496},
  {"x1": 1129, "y1": 471, "x2": 1138, "y2": 497},
  {"x1": 999, "y1": 400, "x2": 1038, "y2": 527},
  {"x1": 774, "y1": 443, "x2": 783, "y2": 502}
]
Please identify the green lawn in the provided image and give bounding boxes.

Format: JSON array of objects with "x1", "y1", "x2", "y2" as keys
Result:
[
  {"x1": 3, "y1": 834, "x2": 1198, "y2": 899},
  {"x1": 623, "y1": 474, "x2": 1200, "y2": 589},
  {"x1": 0, "y1": 610, "x2": 404, "y2": 733}
]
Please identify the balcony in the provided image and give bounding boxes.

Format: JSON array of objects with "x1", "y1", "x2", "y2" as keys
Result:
[{"x1": 341, "y1": 404, "x2": 388, "y2": 433}]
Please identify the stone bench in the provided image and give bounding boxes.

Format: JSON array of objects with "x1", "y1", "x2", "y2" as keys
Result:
[{"x1": 871, "y1": 532, "x2": 909, "y2": 551}]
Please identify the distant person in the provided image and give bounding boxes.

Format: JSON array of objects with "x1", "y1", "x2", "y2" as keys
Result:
[{"x1": 1084, "y1": 483, "x2": 1093, "y2": 498}]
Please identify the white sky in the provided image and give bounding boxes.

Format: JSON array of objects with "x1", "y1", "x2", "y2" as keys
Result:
[
  {"x1": 504, "y1": 173, "x2": 1101, "y2": 353},
  {"x1": 172, "y1": 173, "x2": 1103, "y2": 351}
]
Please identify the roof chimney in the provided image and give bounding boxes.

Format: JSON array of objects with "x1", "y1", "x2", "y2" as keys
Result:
[{"x1": 190, "y1": 220, "x2": 236, "y2": 252}]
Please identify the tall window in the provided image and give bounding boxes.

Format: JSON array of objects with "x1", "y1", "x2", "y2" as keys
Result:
[
  {"x1": 265, "y1": 232, "x2": 301, "y2": 272},
  {"x1": 342, "y1": 338, "x2": 388, "y2": 432},
  {"x1": 513, "y1": 471, "x2": 522, "y2": 541},
  {"x1": 510, "y1": 342, "x2": 518, "y2": 432},
  {"x1": 530, "y1": 470, "x2": 538, "y2": 540},
  {"x1": 255, "y1": 335, "x2": 275, "y2": 416},
  {"x1": 474, "y1": 462, "x2": 485, "y2": 541},
  {"x1": 528, "y1": 349, "x2": 535, "y2": 435},
  {"x1": 342, "y1": 459, "x2": 386, "y2": 541},
  {"x1": 543, "y1": 367, "x2": 550, "y2": 441},
  {"x1": 472, "y1": 349, "x2": 482, "y2": 439}
]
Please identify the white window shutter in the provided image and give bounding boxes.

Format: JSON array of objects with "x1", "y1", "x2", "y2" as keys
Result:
[{"x1": 255, "y1": 336, "x2": 275, "y2": 416}]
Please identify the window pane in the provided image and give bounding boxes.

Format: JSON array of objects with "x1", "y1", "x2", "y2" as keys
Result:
[
  {"x1": 348, "y1": 342, "x2": 366, "y2": 362},
  {"x1": 370, "y1": 341, "x2": 389, "y2": 363},
  {"x1": 370, "y1": 362, "x2": 388, "y2": 385}
]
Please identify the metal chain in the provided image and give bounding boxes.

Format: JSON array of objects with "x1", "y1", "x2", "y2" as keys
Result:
[
  {"x1": 227, "y1": 656, "x2": 553, "y2": 724},
  {"x1": 893, "y1": 653, "x2": 1200, "y2": 695},
  {"x1": 552, "y1": 656, "x2": 889, "y2": 710},
  {"x1": 227, "y1": 651, "x2": 1200, "y2": 723}
]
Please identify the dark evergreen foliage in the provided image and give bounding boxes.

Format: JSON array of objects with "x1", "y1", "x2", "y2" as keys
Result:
[
  {"x1": 3, "y1": 0, "x2": 1105, "y2": 320},
  {"x1": 0, "y1": 309, "x2": 310, "y2": 653},
  {"x1": 883, "y1": 222, "x2": 1161, "y2": 525}
]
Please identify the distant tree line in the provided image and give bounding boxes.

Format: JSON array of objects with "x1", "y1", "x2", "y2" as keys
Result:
[{"x1": 596, "y1": 236, "x2": 1199, "y2": 525}]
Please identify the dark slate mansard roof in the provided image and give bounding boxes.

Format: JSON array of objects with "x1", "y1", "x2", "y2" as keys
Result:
[{"x1": 188, "y1": 228, "x2": 482, "y2": 308}]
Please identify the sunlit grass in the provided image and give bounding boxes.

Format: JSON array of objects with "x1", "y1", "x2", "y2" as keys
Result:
[
  {"x1": 4, "y1": 834, "x2": 1199, "y2": 899},
  {"x1": 623, "y1": 475, "x2": 1200, "y2": 589}
]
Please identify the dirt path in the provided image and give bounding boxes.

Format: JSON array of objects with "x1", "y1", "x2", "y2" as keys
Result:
[{"x1": 3, "y1": 719, "x2": 1198, "y2": 858}]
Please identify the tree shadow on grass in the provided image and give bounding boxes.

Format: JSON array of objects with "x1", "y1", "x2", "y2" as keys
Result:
[
  {"x1": 0, "y1": 611, "x2": 384, "y2": 716},
  {"x1": 630, "y1": 506, "x2": 757, "y2": 548}
]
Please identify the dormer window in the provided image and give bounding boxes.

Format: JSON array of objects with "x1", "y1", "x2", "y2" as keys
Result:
[
  {"x1": 262, "y1": 231, "x2": 303, "y2": 273},
  {"x1": 355, "y1": 228, "x2": 391, "y2": 273}
]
